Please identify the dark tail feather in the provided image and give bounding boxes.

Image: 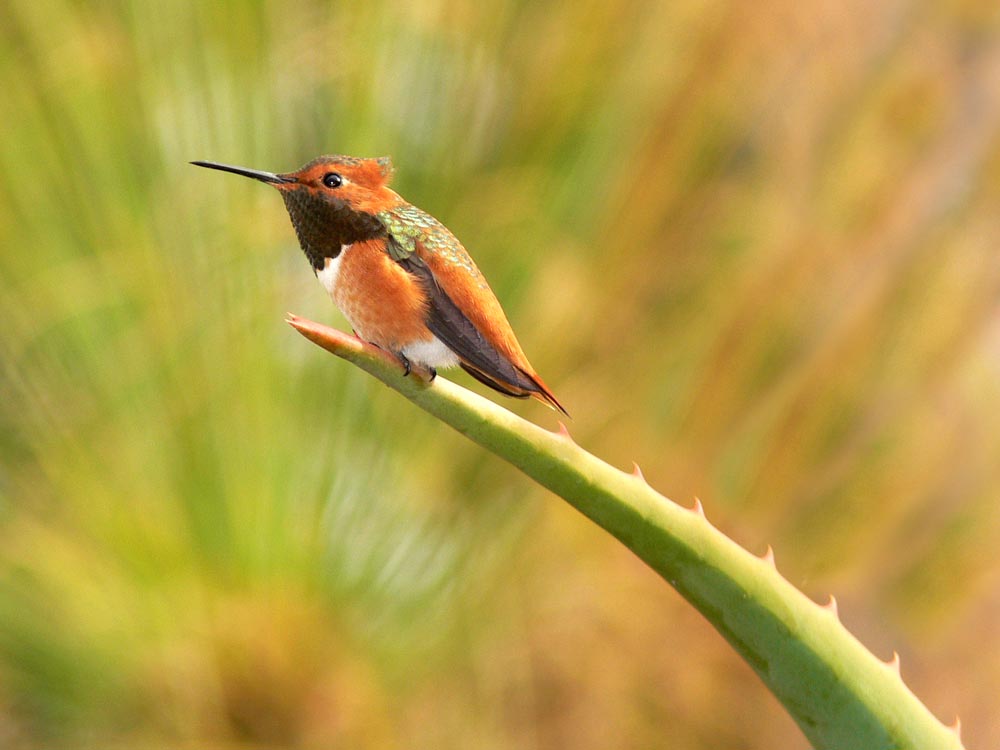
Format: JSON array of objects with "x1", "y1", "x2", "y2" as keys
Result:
[
  {"x1": 460, "y1": 362, "x2": 530, "y2": 398},
  {"x1": 521, "y1": 369, "x2": 570, "y2": 417},
  {"x1": 460, "y1": 362, "x2": 570, "y2": 417}
]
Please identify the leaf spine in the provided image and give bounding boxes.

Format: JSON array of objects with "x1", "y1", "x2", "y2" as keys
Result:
[
  {"x1": 690, "y1": 497, "x2": 706, "y2": 518},
  {"x1": 884, "y1": 650, "x2": 901, "y2": 676},
  {"x1": 947, "y1": 716, "x2": 962, "y2": 740},
  {"x1": 555, "y1": 421, "x2": 575, "y2": 442},
  {"x1": 760, "y1": 545, "x2": 776, "y2": 568},
  {"x1": 821, "y1": 594, "x2": 838, "y2": 618}
]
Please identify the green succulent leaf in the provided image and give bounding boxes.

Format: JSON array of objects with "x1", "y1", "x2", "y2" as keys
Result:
[{"x1": 287, "y1": 314, "x2": 965, "y2": 750}]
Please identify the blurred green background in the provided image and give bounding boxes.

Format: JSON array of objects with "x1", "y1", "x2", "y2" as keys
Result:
[{"x1": 2, "y1": 0, "x2": 999, "y2": 747}]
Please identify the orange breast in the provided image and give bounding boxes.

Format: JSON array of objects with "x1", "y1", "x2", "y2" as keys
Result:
[{"x1": 332, "y1": 238, "x2": 432, "y2": 349}]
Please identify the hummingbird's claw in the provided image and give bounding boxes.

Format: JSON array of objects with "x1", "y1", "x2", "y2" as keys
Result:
[{"x1": 397, "y1": 353, "x2": 412, "y2": 377}]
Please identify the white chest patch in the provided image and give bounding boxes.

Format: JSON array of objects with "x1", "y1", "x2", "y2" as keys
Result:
[{"x1": 316, "y1": 246, "x2": 351, "y2": 295}]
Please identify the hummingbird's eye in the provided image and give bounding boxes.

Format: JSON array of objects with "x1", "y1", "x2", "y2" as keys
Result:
[{"x1": 322, "y1": 172, "x2": 343, "y2": 189}]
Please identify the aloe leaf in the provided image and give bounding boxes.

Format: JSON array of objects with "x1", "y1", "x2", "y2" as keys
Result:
[{"x1": 287, "y1": 314, "x2": 964, "y2": 750}]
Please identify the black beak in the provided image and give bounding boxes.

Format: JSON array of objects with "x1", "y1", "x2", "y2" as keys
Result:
[{"x1": 190, "y1": 160, "x2": 296, "y2": 185}]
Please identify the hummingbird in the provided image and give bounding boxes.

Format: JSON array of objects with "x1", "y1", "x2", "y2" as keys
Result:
[{"x1": 192, "y1": 155, "x2": 567, "y2": 415}]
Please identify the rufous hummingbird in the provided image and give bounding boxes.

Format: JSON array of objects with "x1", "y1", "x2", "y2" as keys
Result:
[{"x1": 192, "y1": 155, "x2": 567, "y2": 415}]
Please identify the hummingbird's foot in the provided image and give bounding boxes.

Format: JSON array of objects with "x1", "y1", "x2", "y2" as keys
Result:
[
  {"x1": 396, "y1": 353, "x2": 412, "y2": 377},
  {"x1": 393, "y1": 352, "x2": 438, "y2": 382}
]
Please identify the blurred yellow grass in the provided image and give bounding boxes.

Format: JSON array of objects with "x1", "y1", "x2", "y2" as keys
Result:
[{"x1": 1, "y1": 0, "x2": 999, "y2": 748}]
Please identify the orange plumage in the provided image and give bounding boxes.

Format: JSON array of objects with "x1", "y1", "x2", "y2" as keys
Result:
[
  {"x1": 329, "y1": 237, "x2": 428, "y2": 349},
  {"x1": 192, "y1": 155, "x2": 567, "y2": 415}
]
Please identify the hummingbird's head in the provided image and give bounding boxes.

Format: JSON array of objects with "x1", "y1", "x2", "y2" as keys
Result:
[{"x1": 192, "y1": 155, "x2": 398, "y2": 270}]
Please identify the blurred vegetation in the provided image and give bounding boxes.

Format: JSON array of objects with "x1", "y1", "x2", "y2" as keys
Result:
[{"x1": 1, "y1": 0, "x2": 998, "y2": 748}]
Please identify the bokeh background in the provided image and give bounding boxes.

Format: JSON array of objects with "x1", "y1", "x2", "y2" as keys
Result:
[{"x1": 2, "y1": 0, "x2": 999, "y2": 747}]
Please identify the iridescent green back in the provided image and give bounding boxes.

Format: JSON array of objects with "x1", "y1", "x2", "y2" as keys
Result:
[{"x1": 377, "y1": 204, "x2": 486, "y2": 287}]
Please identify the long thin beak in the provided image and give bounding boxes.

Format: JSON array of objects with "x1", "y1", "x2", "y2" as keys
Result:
[{"x1": 190, "y1": 160, "x2": 296, "y2": 185}]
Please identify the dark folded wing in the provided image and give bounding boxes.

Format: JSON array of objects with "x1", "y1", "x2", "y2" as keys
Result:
[{"x1": 395, "y1": 253, "x2": 540, "y2": 394}]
